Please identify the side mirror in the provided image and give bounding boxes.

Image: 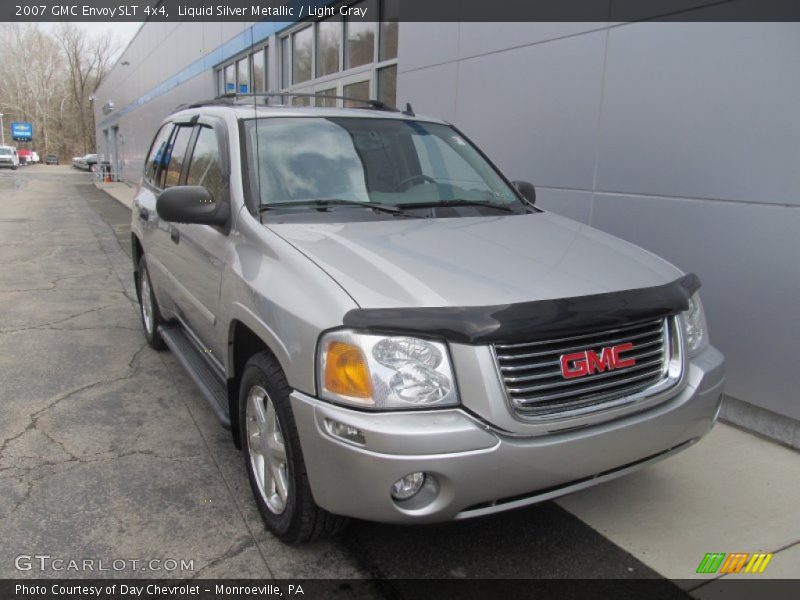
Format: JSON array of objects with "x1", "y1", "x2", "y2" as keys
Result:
[
  {"x1": 156, "y1": 186, "x2": 229, "y2": 227},
  {"x1": 512, "y1": 180, "x2": 536, "y2": 205}
]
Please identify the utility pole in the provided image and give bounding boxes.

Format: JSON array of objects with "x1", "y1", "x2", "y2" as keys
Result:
[{"x1": 0, "y1": 113, "x2": 4, "y2": 146}]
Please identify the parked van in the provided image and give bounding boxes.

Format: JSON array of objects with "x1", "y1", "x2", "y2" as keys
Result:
[{"x1": 0, "y1": 146, "x2": 19, "y2": 169}]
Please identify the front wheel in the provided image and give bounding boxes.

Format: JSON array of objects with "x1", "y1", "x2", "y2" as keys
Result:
[
  {"x1": 240, "y1": 352, "x2": 348, "y2": 544},
  {"x1": 137, "y1": 256, "x2": 165, "y2": 350}
]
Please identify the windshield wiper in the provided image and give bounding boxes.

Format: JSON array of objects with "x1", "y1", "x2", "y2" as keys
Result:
[
  {"x1": 395, "y1": 199, "x2": 515, "y2": 213},
  {"x1": 260, "y1": 198, "x2": 402, "y2": 214}
]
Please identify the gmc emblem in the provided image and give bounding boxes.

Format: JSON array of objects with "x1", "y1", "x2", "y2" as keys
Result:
[{"x1": 560, "y1": 343, "x2": 636, "y2": 379}]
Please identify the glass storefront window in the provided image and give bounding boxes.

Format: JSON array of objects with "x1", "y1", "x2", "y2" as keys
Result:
[
  {"x1": 281, "y1": 36, "x2": 290, "y2": 88},
  {"x1": 377, "y1": 65, "x2": 396, "y2": 107},
  {"x1": 292, "y1": 27, "x2": 312, "y2": 84},
  {"x1": 316, "y1": 88, "x2": 337, "y2": 107},
  {"x1": 237, "y1": 56, "x2": 250, "y2": 93},
  {"x1": 343, "y1": 80, "x2": 370, "y2": 107},
  {"x1": 224, "y1": 63, "x2": 236, "y2": 93},
  {"x1": 316, "y1": 20, "x2": 341, "y2": 77},
  {"x1": 379, "y1": 0, "x2": 399, "y2": 60},
  {"x1": 345, "y1": 1, "x2": 376, "y2": 69},
  {"x1": 252, "y1": 48, "x2": 266, "y2": 92}
]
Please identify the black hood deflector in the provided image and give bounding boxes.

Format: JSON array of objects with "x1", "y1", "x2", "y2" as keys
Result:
[{"x1": 342, "y1": 273, "x2": 700, "y2": 344}]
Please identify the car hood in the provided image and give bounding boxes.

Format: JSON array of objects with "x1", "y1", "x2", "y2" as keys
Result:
[{"x1": 267, "y1": 213, "x2": 683, "y2": 309}]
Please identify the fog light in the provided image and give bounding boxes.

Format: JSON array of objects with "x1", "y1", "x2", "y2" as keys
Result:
[
  {"x1": 391, "y1": 472, "x2": 426, "y2": 500},
  {"x1": 324, "y1": 419, "x2": 365, "y2": 446}
]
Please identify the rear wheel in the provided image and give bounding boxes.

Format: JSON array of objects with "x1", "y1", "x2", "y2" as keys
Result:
[
  {"x1": 240, "y1": 352, "x2": 348, "y2": 544},
  {"x1": 137, "y1": 256, "x2": 165, "y2": 350}
]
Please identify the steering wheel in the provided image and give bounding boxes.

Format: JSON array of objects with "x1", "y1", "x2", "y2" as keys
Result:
[{"x1": 395, "y1": 174, "x2": 437, "y2": 191}]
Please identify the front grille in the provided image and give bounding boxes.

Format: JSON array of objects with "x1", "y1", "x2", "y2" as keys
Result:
[{"x1": 494, "y1": 317, "x2": 675, "y2": 419}]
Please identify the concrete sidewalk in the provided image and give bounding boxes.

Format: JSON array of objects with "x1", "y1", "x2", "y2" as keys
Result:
[
  {"x1": 95, "y1": 180, "x2": 137, "y2": 210},
  {"x1": 558, "y1": 423, "x2": 800, "y2": 591}
]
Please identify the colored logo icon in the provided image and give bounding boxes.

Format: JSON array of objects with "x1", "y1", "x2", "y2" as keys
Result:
[{"x1": 696, "y1": 552, "x2": 773, "y2": 574}]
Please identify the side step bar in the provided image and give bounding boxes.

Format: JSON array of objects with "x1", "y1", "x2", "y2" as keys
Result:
[{"x1": 158, "y1": 325, "x2": 231, "y2": 428}]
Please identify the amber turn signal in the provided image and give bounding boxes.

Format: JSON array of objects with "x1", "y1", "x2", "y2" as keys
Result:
[{"x1": 323, "y1": 341, "x2": 373, "y2": 400}]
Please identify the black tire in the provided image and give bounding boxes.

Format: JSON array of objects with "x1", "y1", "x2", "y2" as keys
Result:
[
  {"x1": 239, "y1": 351, "x2": 348, "y2": 544},
  {"x1": 137, "y1": 256, "x2": 165, "y2": 350}
]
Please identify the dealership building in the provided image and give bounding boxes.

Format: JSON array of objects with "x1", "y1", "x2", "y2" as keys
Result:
[{"x1": 93, "y1": 5, "x2": 800, "y2": 445}]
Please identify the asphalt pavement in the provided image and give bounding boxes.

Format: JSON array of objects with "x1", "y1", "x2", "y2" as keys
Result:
[{"x1": 0, "y1": 165, "x2": 715, "y2": 595}]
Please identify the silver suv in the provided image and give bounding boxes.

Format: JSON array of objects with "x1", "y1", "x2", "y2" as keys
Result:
[{"x1": 131, "y1": 95, "x2": 725, "y2": 544}]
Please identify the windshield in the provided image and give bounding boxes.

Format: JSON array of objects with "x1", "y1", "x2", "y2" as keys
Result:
[
  {"x1": 243, "y1": 117, "x2": 523, "y2": 210},
  {"x1": 0, "y1": 148, "x2": 13, "y2": 155}
]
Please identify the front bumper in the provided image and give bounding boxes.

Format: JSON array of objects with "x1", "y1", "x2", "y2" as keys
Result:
[{"x1": 290, "y1": 345, "x2": 724, "y2": 523}]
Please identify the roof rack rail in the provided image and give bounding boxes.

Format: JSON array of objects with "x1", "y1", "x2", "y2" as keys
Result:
[
  {"x1": 177, "y1": 92, "x2": 402, "y2": 112},
  {"x1": 221, "y1": 91, "x2": 399, "y2": 111},
  {"x1": 174, "y1": 97, "x2": 238, "y2": 111}
]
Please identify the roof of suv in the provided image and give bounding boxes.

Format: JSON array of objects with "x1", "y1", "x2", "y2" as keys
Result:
[{"x1": 169, "y1": 102, "x2": 447, "y2": 125}]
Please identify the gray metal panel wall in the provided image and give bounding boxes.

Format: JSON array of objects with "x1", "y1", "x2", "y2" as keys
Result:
[{"x1": 397, "y1": 21, "x2": 800, "y2": 420}]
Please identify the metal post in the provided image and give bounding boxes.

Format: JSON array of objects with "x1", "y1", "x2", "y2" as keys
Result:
[{"x1": 0, "y1": 113, "x2": 4, "y2": 146}]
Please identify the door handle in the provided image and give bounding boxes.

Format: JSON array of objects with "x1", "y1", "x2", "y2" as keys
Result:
[
  {"x1": 170, "y1": 228, "x2": 180, "y2": 244},
  {"x1": 138, "y1": 207, "x2": 149, "y2": 221}
]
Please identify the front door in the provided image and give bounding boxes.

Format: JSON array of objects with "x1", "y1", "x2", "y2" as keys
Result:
[{"x1": 162, "y1": 120, "x2": 230, "y2": 364}]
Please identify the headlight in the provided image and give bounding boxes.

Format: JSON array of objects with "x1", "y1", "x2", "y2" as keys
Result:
[
  {"x1": 682, "y1": 293, "x2": 709, "y2": 356},
  {"x1": 317, "y1": 331, "x2": 459, "y2": 409}
]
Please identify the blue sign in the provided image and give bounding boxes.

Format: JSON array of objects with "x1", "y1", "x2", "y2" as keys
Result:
[
  {"x1": 11, "y1": 122, "x2": 32, "y2": 142},
  {"x1": 238, "y1": 84, "x2": 249, "y2": 93},
  {"x1": 225, "y1": 82, "x2": 235, "y2": 92}
]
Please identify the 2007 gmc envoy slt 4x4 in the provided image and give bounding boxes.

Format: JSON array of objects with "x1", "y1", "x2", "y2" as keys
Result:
[{"x1": 130, "y1": 93, "x2": 725, "y2": 544}]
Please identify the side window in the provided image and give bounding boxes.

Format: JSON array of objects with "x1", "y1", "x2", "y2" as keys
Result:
[
  {"x1": 144, "y1": 124, "x2": 173, "y2": 187},
  {"x1": 186, "y1": 126, "x2": 226, "y2": 202},
  {"x1": 163, "y1": 126, "x2": 195, "y2": 188}
]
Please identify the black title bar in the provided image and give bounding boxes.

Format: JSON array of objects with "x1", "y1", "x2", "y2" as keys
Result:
[{"x1": 4, "y1": 0, "x2": 800, "y2": 22}]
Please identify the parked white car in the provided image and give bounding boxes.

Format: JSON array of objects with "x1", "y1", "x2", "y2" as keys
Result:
[
  {"x1": 72, "y1": 153, "x2": 99, "y2": 171},
  {"x1": 0, "y1": 146, "x2": 19, "y2": 170}
]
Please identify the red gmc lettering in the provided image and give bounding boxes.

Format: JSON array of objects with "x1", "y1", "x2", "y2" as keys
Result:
[
  {"x1": 611, "y1": 342, "x2": 636, "y2": 368},
  {"x1": 560, "y1": 343, "x2": 636, "y2": 379},
  {"x1": 560, "y1": 352, "x2": 590, "y2": 379}
]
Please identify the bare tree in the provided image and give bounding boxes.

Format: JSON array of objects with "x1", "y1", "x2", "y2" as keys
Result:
[
  {"x1": 0, "y1": 24, "x2": 68, "y2": 154},
  {"x1": 0, "y1": 23, "x2": 118, "y2": 157},
  {"x1": 55, "y1": 24, "x2": 119, "y2": 154}
]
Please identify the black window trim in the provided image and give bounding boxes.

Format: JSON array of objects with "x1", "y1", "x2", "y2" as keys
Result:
[
  {"x1": 182, "y1": 116, "x2": 233, "y2": 234},
  {"x1": 162, "y1": 123, "x2": 198, "y2": 189},
  {"x1": 142, "y1": 121, "x2": 175, "y2": 191}
]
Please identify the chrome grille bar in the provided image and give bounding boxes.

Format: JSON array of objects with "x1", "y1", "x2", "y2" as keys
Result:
[
  {"x1": 505, "y1": 353, "x2": 664, "y2": 386},
  {"x1": 496, "y1": 328, "x2": 664, "y2": 362},
  {"x1": 494, "y1": 317, "x2": 677, "y2": 419},
  {"x1": 500, "y1": 343, "x2": 664, "y2": 376}
]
